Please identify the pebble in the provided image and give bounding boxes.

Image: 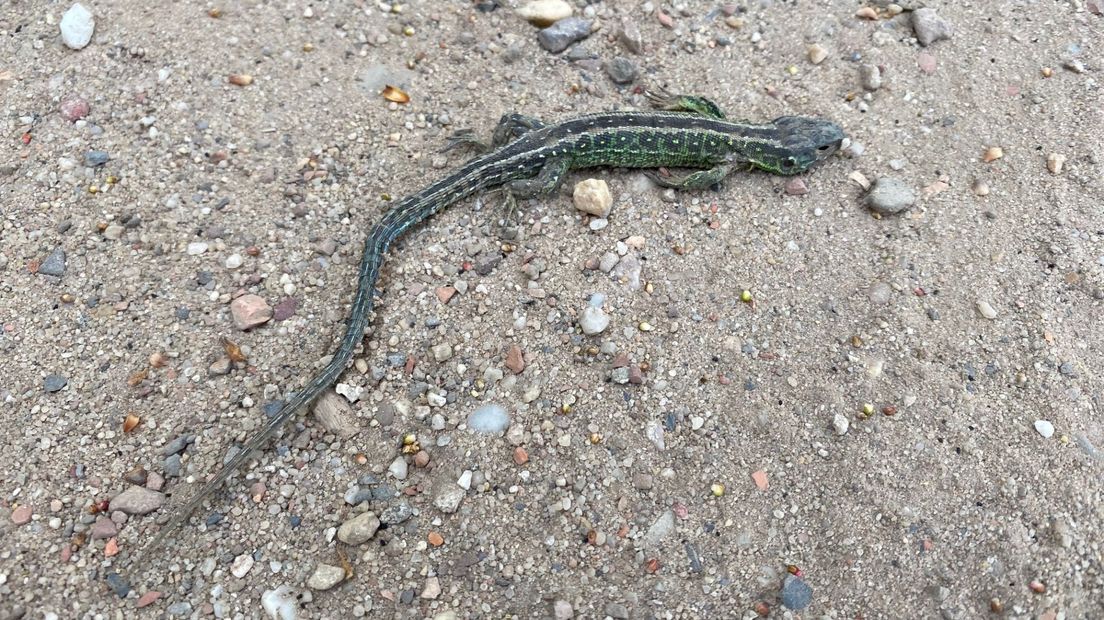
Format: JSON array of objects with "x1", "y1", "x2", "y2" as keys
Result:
[
  {"x1": 833, "y1": 413, "x2": 850, "y2": 436},
  {"x1": 516, "y1": 0, "x2": 572, "y2": 27},
  {"x1": 261, "y1": 586, "x2": 299, "y2": 620},
  {"x1": 231, "y1": 294, "x2": 273, "y2": 330},
  {"x1": 553, "y1": 600, "x2": 574, "y2": 619},
  {"x1": 420, "y1": 576, "x2": 442, "y2": 599},
  {"x1": 379, "y1": 502, "x2": 413, "y2": 525},
  {"x1": 976, "y1": 300, "x2": 998, "y2": 320},
  {"x1": 60, "y1": 3, "x2": 95, "y2": 50},
  {"x1": 781, "y1": 575, "x2": 813, "y2": 610},
  {"x1": 434, "y1": 487, "x2": 465, "y2": 514},
  {"x1": 105, "y1": 573, "x2": 130, "y2": 598},
  {"x1": 83, "y1": 150, "x2": 109, "y2": 167},
  {"x1": 605, "y1": 56, "x2": 638, "y2": 84},
  {"x1": 60, "y1": 98, "x2": 90, "y2": 121},
  {"x1": 604, "y1": 603, "x2": 630, "y2": 619},
  {"x1": 859, "y1": 64, "x2": 882, "y2": 90},
  {"x1": 39, "y1": 247, "x2": 67, "y2": 276},
  {"x1": 109, "y1": 486, "x2": 165, "y2": 515},
  {"x1": 807, "y1": 44, "x2": 828, "y2": 65},
  {"x1": 457, "y1": 470, "x2": 473, "y2": 490},
  {"x1": 186, "y1": 241, "x2": 208, "y2": 255},
  {"x1": 225, "y1": 253, "x2": 243, "y2": 269},
  {"x1": 337, "y1": 512, "x2": 380, "y2": 545},
  {"x1": 468, "y1": 404, "x2": 509, "y2": 433},
  {"x1": 388, "y1": 456, "x2": 409, "y2": 480},
  {"x1": 1046, "y1": 153, "x2": 1066, "y2": 175},
  {"x1": 579, "y1": 306, "x2": 610, "y2": 335},
  {"x1": 136, "y1": 591, "x2": 162, "y2": 608},
  {"x1": 866, "y1": 177, "x2": 916, "y2": 214},
  {"x1": 43, "y1": 374, "x2": 68, "y2": 393},
  {"x1": 617, "y1": 21, "x2": 644, "y2": 54},
  {"x1": 868, "y1": 282, "x2": 893, "y2": 305},
  {"x1": 573, "y1": 178, "x2": 612, "y2": 217},
  {"x1": 599, "y1": 252, "x2": 619, "y2": 273},
  {"x1": 537, "y1": 17, "x2": 592, "y2": 53},
  {"x1": 917, "y1": 52, "x2": 937, "y2": 74},
  {"x1": 431, "y1": 343, "x2": 453, "y2": 362},
  {"x1": 90, "y1": 516, "x2": 117, "y2": 539},
  {"x1": 230, "y1": 553, "x2": 254, "y2": 578},
  {"x1": 11, "y1": 505, "x2": 32, "y2": 525},
  {"x1": 911, "y1": 8, "x2": 953, "y2": 47},
  {"x1": 505, "y1": 345, "x2": 526, "y2": 374},
  {"x1": 306, "y1": 563, "x2": 345, "y2": 590},
  {"x1": 784, "y1": 178, "x2": 808, "y2": 195},
  {"x1": 273, "y1": 297, "x2": 298, "y2": 321},
  {"x1": 1034, "y1": 420, "x2": 1055, "y2": 439},
  {"x1": 644, "y1": 510, "x2": 675, "y2": 547}
]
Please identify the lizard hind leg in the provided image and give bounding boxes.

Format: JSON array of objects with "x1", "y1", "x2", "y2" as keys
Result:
[
  {"x1": 645, "y1": 86, "x2": 726, "y2": 120},
  {"x1": 645, "y1": 164, "x2": 734, "y2": 191},
  {"x1": 442, "y1": 113, "x2": 548, "y2": 155}
]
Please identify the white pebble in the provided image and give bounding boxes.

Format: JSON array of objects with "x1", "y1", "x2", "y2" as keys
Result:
[
  {"x1": 457, "y1": 470, "x2": 473, "y2": 490},
  {"x1": 976, "y1": 300, "x2": 998, "y2": 320},
  {"x1": 833, "y1": 413, "x2": 850, "y2": 436},
  {"x1": 1034, "y1": 420, "x2": 1054, "y2": 439},
  {"x1": 230, "y1": 553, "x2": 254, "y2": 578},
  {"x1": 579, "y1": 306, "x2": 610, "y2": 335},
  {"x1": 261, "y1": 586, "x2": 299, "y2": 620},
  {"x1": 225, "y1": 253, "x2": 243, "y2": 269},
  {"x1": 388, "y1": 456, "x2": 408, "y2": 480},
  {"x1": 60, "y1": 3, "x2": 95, "y2": 50},
  {"x1": 186, "y1": 241, "x2": 209, "y2": 255},
  {"x1": 573, "y1": 178, "x2": 613, "y2": 217},
  {"x1": 468, "y1": 404, "x2": 509, "y2": 433}
]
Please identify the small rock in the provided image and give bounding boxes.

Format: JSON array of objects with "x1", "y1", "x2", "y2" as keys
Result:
[
  {"x1": 807, "y1": 44, "x2": 828, "y2": 64},
  {"x1": 781, "y1": 575, "x2": 813, "y2": 610},
  {"x1": 833, "y1": 413, "x2": 850, "y2": 436},
  {"x1": 868, "y1": 282, "x2": 893, "y2": 305},
  {"x1": 337, "y1": 512, "x2": 380, "y2": 545},
  {"x1": 859, "y1": 64, "x2": 882, "y2": 90},
  {"x1": 604, "y1": 603, "x2": 630, "y2": 619},
  {"x1": 468, "y1": 404, "x2": 509, "y2": 433},
  {"x1": 644, "y1": 510, "x2": 675, "y2": 547},
  {"x1": 431, "y1": 343, "x2": 453, "y2": 362},
  {"x1": 186, "y1": 241, "x2": 209, "y2": 255},
  {"x1": 230, "y1": 553, "x2": 254, "y2": 578},
  {"x1": 388, "y1": 456, "x2": 409, "y2": 480},
  {"x1": 136, "y1": 591, "x2": 162, "y2": 609},
  {"x1": 434, "y1": 487, "x2": 465, "y2": 514},
  {"x1": 379, "y1": 502, "x2": 413, "y2": 525},
  {"x1": 83, "y1": 150, "x2": 109, "y2": 167},
  {"x1": 11, "y1": 505, "x2": 32, "y2": 525},
  {"x1": 976, "y1": 300, "x2": 998, "y2": 320},
  {"x1": 39, "y1": 247, "x2": 67, "y2": 276},
  {"x1": 516, "y1": 0, "x2": 572, "y2": 27},
  {"x1": 911, "y1": 8, "x2": 953, "y2": 47},
  {"x1": 553, "y1": 600, "x2": 574, "y2": 619},
  {"x1": 231, "y1": 294, "x2": 273, "y2": 330},
  {"x1": 866, "y1": 177, "x2": 916, "y2": 214},
  {"x1": 273, "y1": 297, "x2": 298, "y2": 321},
  {"x1": 617, "y1": 21, "x2": 644, "y2": 54},
  {"x1": 261, "y1": 586, "x2": 298, "y2": 619},
  {"x1": 90, "y1": 516, "x2": 118, "y2": 539},
  {"x1": 513, "y1": 446, "x2": 529, "y2": 464},
  {"x1": 109, "y1": 486, "x2": 165, "y2": 515},
  {"x1": 43, "y1": 374, "x2": 68, "y2": 393},
  {"x1": 60, "y1": 98, "x2": 90, "y2": 121},
  {"x1": 420, "y1": 576, "x2": 441, "y2": 599},
  {"x1": 457, "y1": 470, "x2": 473, "y2": 490},
  {"x1": 306, "y1": 563, "x2": 345, "y2": 591},
  {"x1": 573, "y1": 178, "x2": 612, "y2": 217},
  {"x1": 605, "y1": 56, "x2": 638, "y2": 84},
  {"x1": 312, "y1": 391, "x2": 358, "y2": 438},
  {"x1": 60, "y1": 3, "x2": 95, "y2": 50},
  {"x1": 537, "y1": 17, "x2": 592, "y2": 53},
  {"x1": 784, "y1": 178, "x2": 808, "y2": 195},
  {"x1": 579, "y1": 306, "x2": 610, "y2": 335},
  {"x1": 505, "y1": 345, "x2": 526, "y2": 374},
  {"x1": 1034, "y1": 420, "x2": 1055, "y2": 439},
  {"x1": 1046, "y1": 153, "x2": 1066, "y2": 175},
  {"x1": 917, "y1": 52, "x2": 937, "y2": 74}
]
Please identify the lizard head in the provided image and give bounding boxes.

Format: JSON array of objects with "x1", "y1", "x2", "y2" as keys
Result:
[{"x1": 750, "y1": 116, "x2": 846, "y2": 175}]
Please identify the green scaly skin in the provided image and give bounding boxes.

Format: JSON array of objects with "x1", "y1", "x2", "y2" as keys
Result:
[{"x1": 131, "y1": 91, "x2": 844, "y2": 572}]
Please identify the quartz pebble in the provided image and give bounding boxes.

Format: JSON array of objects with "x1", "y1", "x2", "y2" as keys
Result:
[
  {"x1": 573, "y1": 178, "x2": 612, "y2": 217},
  {"x1": 579, "y1": 306, "x2": 610, "y2": 335},
  {"x1": 60, "y1": 3, "x2": 95, "y2": 50},
  {"x1": 1034, "y1": 420, "x2": 1055, "y2": 439},
  {"x1": 976, "y1": 300, "x2": 998, "y2": 320},
  {"x1": 468, "y1": 404, "x2": 509, "y2": 433},
  {"x1": 261, "y1": 586, "x2": 299, "y2": 620},
  {"x1": 833, "y1": 413, "x2": 850, "y2": 436},
  {"x1": 516, "y1": 0, "x2": 572, "y2": 27}
]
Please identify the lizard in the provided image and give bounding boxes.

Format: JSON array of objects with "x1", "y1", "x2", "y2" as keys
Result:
[{"x1": 138, "y1": 89, "x2": 845, "y2": 561}]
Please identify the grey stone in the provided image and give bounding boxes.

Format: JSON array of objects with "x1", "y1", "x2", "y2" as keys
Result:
[
  {"x1": 337, "y1": 512, "x2": 380, "y2": 545},
  {"x1": 43, "y1": 374, "x2": 68, "y2": 392},
  {"x1": 39, "y1": 247, "x2": 67, "y2": 277},
  {"x1": 84, "y1": 150, "x2": 110, "y2": 167},
  {"x1": 537, "y1": 17, "x2": 592, "y2": 53},
  {"x1": 109, "y1": 486, "x2": 166, "y2": 515},
  {"x1": 604, "y1": 56, "x2": 638, "y2": 84},
  {"x1": 434, "y1": 487, "x2": 465, "y2": 514},
  {"x1": 781, "y1": 575, "x2": 813, "y2": 610},
  {"x1": 866, "y1": 177, "x2": 916, "y2": 214},
  {"x1": 912, "y1": 8, "x2": 953, "y2": 47},
  {"x1": 379, "y1": 502, "x2": 413, "y2": 525}
]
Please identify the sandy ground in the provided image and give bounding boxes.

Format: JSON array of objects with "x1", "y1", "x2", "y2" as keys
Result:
[{"x1": 1, "y1": 1, "x2": 1102, "y2": 618}]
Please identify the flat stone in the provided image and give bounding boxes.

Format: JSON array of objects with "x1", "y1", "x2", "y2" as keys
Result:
[
  {"x1": 781, "y1": 575, "x2": 813, "y2": 610},
  {"x1": 312, "y1": 390, "x2": 358, "y2": 438},
  {"x1": 109, "y1": 486, "x2": 165, "y2": 515},
  {"x1": 604, "y1": 56, "x2": 638, "y2": 84},
  {"x1": 434, "y1": 486, "x2": 465, "y2": 514},
  {"x1": 505, "y1": 345, "x2": 526, "y2": 374},
  {"x1": 579, "y1": 306, "x2": 610, "y2": 335},
  {"x1": 338, "y1": 512, "x2": 380, "y2": 545},
  {"x1": 11, "y1": 505, "x2": 32, "y2": 525},
  {"x1": 1034, "y1": 420, "x2": 1055, "y2": 439},
  {"x1": 420, "y1": 576, "x2": 442, "y2": 599},
  {"x1": 516, "y1": 0, "x2": 572, "y2": 27},
  {"x1": 379, "y1": 502, "x2": 413, "y2": 525},
  {"x1": 866, "y1": 177, "x2": 916, "y2": 214},
  {"x1": 43, "y1": 374, "x2": 68, "y2": 393},
  {"x1": 230, "y1": 553, "x2": 254, "y2": 578},
  {"x1": 83, "y1": 150, "x2": 109, "y2": 167},
  {"x1": 912, "y1": 8, "x2": 953, "y2": 47},
  {"x1": 468, "y1": 404, "x2": 509, "y2": 433},
  {"x1": 537, "y1": 17, "x2": 592, "y2": 53},
  {"x1": 306, "y1": 563, "x2": 345, "y2": 590},
  {"x1": 39, "y1": 247, "x2": 66, "y2": 276},
  {"x1": 90, "y1": 516, "x2": 118, "y2": 539},
  {"x1": 231, "y1": 294, "x2": 272, "y2": 330}
]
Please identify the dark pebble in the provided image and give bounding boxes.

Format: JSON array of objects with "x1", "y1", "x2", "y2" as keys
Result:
[
  {"x1": 289, "y1": 515, "x2": 302, "y2": 528},
  {"x1": 781, "y1": 575, "x2": 813, "y2": 610},
  {"x1": 537, "y1": 17, "x2": 592, "y2": 54},
  {"x1": 175, "y1": 306, "x2": 191, "y2": 320},
  {"x1": 400, "y1": 589, "x2": 415, "y2": 604},
  {"x1": 263, "y1": 401, "x2": 285, "y2": 418},
  {"x1": 379, "y1": 502, "x2": 413, "y2": 525},
  {"x1": 163, "y1": 454, "x2": 182, "y2": 477},
  {"x1": 123, "y1": 466, "x2": 148, "y2": 486},
  {"x1": 39, "y1": 247, "x2": 67, "y2": 277},
  {"x1": 604, "y1": 56, "x2": 639, "y2": 84},
  {"x1": 105, "y1": 572, "x2": 131, "y2": 598},
  {"x1": 196, "y1": 271, "x2": 214, "y2": 286},
  {"x1": 84, "y1": 150, "x2": 110, "y2": 167},
  {"x1": 475, "y1": 255, "x2": 502, "y2": 275},
  {"x1": 386, "y1": 353, "x2": 406, "y2": 367},
  {"x1": 162, "y1": 435, "x2": 192, "y2": 456},
  {"x1": 44, "y1": 374, "x2": 68, "y2": 392},
  {"x1": 205, "y1": 512, "x2": 224, "y2": 527},
  {"x1": 273, "y1": 297, "x2": 298, "y2": 321}
]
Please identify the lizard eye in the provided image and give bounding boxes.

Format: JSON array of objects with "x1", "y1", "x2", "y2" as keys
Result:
[{"x1": 781, "y1": 157, "x2": 797, "y2": 170}]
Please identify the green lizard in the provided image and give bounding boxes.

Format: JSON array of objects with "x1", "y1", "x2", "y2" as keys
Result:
[{"x1": 139, "y1": 89, "x2": 845, "y2": 559}]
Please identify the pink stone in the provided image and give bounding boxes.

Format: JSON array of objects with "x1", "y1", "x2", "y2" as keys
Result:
[
  {"x1": 11, "y1": 505, "x2": 32, "y2": 525},
  {"x1": 60, "y1": 98, "x2": 90, "y2": 122},
  {"x1": 505, "y1": 345, "x2": 526, "y2": 374},
  {"x1": 230, "y1": 294, "x2": 272, "y2": 330},
  {"x1": 784, "y1": 178, "x2": 808, "y2": 196},
  {"x1": 917, "y1": 52, "x2": 937, "y2": 74},
  {"x1": 136, "y1": 591, "x2": 162, "y2": 608}
]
